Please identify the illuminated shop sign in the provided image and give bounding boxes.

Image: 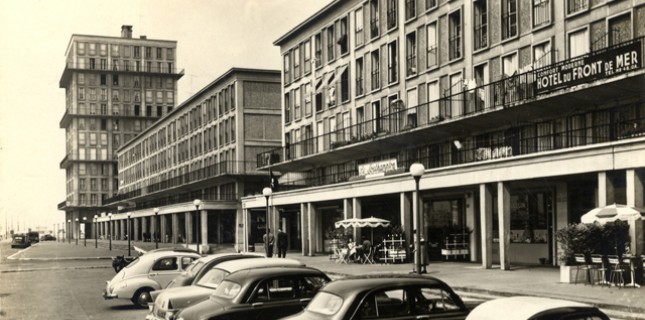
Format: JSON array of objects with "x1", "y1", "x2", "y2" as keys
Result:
[
  {"x1": 476, "y1": 146, "x2": 513, "y2": 161},
  {"x1": 358, "y1": 159, "x2": 398, "y2": 178},
  {"x1": 535, "y1": 41, "x2": 641, "y2": 94}
]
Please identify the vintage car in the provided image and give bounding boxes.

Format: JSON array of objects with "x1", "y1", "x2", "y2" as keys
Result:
[
  {"x1": 173, "y1": 266, "x2": 331, "y2": 320},
  {"x1": 282, "y1": 274, "x2": 471, "y2": 320},
  {"x1": 11, "y1": 234, "x2": 30, "y2": 248},
  {"x1": 40, "y1": 234, "x2": 56, "y2": 241},
  {"x1": 103, "y1": 249, "x2": 200, "y2": 307},
  {"x1": 465, "y1": 296, "x2": 610, "y2": 320},
  {"x1": 113, "y1": 247, "x2": 199, "y2": 273},
  {"x1": 147, "y1": 257, "x2": 305, "y2": 320}
]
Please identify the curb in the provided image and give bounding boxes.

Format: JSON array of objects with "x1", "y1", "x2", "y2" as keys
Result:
[
  {"x1": 0, "y1": 265, "x2": 111, "y2": 273},
  {"x1": 12, "y1": 256, "x2": 113, "y2": 261}
]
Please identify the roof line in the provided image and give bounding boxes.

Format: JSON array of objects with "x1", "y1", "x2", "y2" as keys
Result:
[{"x1": 273, "y1": 0, "x2": 341, "y2": 46}]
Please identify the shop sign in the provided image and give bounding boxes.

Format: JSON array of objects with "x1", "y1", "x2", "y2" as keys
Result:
[
  {"x1": 535, "y1": 41, "x2": 641, "y2": 94},
  {"x1": 476, "y1": 146, "x2": 513, "y2": 161},
  {"x1": 358, "y1": 158, "x2": 398, "y2": 178}
]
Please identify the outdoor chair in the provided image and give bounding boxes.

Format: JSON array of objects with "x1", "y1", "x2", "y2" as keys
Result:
[
  {"x1": 574, "y1": 254, "x2": 593, "y2": 285},
  {"x1": 362, "y1": 246, "x2": 375, "y2": 264},
  {"x1": 607, "y1": 255, "x2": 626, "y2": 288},
  {"x1": 590, "y1": 254, "x2": 608, "y2": 287}
]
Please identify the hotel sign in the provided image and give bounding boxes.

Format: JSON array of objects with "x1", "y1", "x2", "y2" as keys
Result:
[
  {"x1": 359, "y1": 159, "x2": 398, "y2": 178},
  {"x1": 476, "y1": 146, "x2": 513, "y2": 161},
  {"x1": 535, "y1": 41, "x2": 641, "y2": 94}
]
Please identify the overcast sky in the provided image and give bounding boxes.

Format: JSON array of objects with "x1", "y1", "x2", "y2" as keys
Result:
[{"x1": 0, "y1": 0, "x2": 330, "y2": 233}]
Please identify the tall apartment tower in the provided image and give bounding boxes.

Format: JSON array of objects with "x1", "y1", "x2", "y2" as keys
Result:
[{"x1": 59, "y1": 25, "x2": 183, "y2": 239}]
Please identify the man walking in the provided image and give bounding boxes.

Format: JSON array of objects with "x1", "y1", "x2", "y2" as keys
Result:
[
  {"x1": 263, "y1": 228, "x2": 275, "y2": 257},
  {"x1": 277, "y1": 228, "x2": 288, "y2": 258}
]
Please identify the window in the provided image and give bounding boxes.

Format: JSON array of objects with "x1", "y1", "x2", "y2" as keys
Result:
[
  {"x1": 79, "y1": 133, "x2": 86, "y2": 145},
  {"x1": 474, "y1": 1, "x2": 488, "y2": 50},
  {"x1": 387, "y1": 0, "x2": 397, "y2": 30},
  {"x1": 340, "y1": 65, "x2": 350, "y2": 102},
  {"x1": 285, "y1": 92, "x2": 291, "y2": 124},
  {"x1": 78, "y1": 88, "x2": 85, "y2": 100},
  {"x1": 356, "y1": 57, "x2": 364, "y2": 96},
  {"x1": 533, "y1": 0, "x2": 551, "y2": 28},
  {"x1": 502, "y1": 0, "x2": 518, "y2": 40},
  {"x1": 293, "y1": 47, "x2": 301, "y2": 79},
  {"x1": 355, "y1": 8, "x2": 364, "y2": 47},
  {"x1": 156, "y1": 47, "x2": 162, "y2": 59},
  {"x1": 100, "y1": 74, "x2": 107, "y2": 85},
  {"x1": 327, "y1": 25, "x2": 335, "y2": 62},
  {"x1": 100, "y1": 59, "x2": 107, "y2": 70},
  {"x1": 426, "y1": 23, "x2": 437, "y2": 68},
  {"x1": 314, "y1": 33, "x2": 322, "y2": 68},
  {"x1": 568, "y1": 28, "x2": 589, "y2": 58},
  {"x1": 77, "y1": 42, "x2": 85, "y2": 55},
  {"x1": 112, "y1": 59, "x2": 119, "y2": 71},
  {"x1": 145, "y1": 47, "x2": 152, "y2": 59},
  {"x1": 112, "y1": 75, "x2": 119, "y2": 86},
  {"x1": 405, "y1": 0, "x2": 416, "y2": 21},
  {"x1": 79, "y1": 179, "x2": 86, "y2": 191},
  {"x1": 294, "y1": 88, "x2": 302, "y2": 120},
  {"x1": 371, "y1": 50, "x2": 380, "y2": 90},
  {"x1": 427, "y1": 80, "x2": 440, "y2": 120},
  {"x1": 425, "y1": 0, "x2": 437, "y2": 11},
  {"x1": 406, "y1": 32, "x2": 417, "y2": 77},
  {"x1": 338, "y1": 17, "x2": 348, "y2": 55},
  {"x1": 111, "y1": 44, "x2": 119, "y2": 57},
  {"x1": 315, "y1": 77, "x2": 324, "y2": 112},
  {"x1": 608, "y1": 13, "x2": 632, "y2": 46},
  {"x1": 358, "y1": 289, "x2": 409, "y2": 318},
  {"x1": 304, "y1": 82, "x2": 312, "y2": 116},
  {"x1": 283, "y1": 53, "x2": 290, "y2": 84},
  {"x1": 532, "y1": 41, "x2": 552, "y2": 69},
  {"x1": 327, "y1": 71, "x2": 337, "y2": 107},
  {"x1": 167, "y1": 48, "x2": 174, "y2": 60},
  {"x1": 370, "y1": 0, "x2": 379, "y2": 39},
  {"x1": 387, "y1": 41, "x2": 398, "y2": 84},
  {"x1": 449, "y1": 10, "x2": 462, "y2": 60},
  {"x1": 372, "y1": 100, "x2": 382, "y2": 133},
  {"x1": 99, "y1": 44, "x2": 107, "y2": 56},
  {"x1": 502, "y1": 52, "x2": 518, "y2": 77},
  {"x1": 567, "y1": 0, "x2": 588, "y2": 16},
  {"x1": 152, "y1": 257, "x2": 178, "y2": 271},
  {"x1": 303, "y1": 40, "x2": 311, "y2": 74}
]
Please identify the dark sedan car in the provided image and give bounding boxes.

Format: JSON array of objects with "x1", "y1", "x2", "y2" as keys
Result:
[
  {"x1": 164, "y1": 252, "x2": 264, "y2": 290},
  {"x1": 282, "y1": 274, "x2": 470, "y2": 320},
  {"x1": 174, "y1": 266, "x2": 331, "y2": 320},
  {"x1": 40, "y1": 234, "x2": 56, "y2": 241}
]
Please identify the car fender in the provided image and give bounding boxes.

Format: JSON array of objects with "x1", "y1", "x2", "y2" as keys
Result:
[{"x1": 113, "y1": 277, "x2": 163, "y2": 299}]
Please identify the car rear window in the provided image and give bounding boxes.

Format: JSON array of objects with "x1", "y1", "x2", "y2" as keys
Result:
[
  {"x1": 306, "y1": 292, "x2": 343, "y2": 316},
  {"x1": 212, "y1": 280, "x2": 241, "y2": 300},
  {"x1": 196, "y1": 268, "x2": 230, "y2": 289}
]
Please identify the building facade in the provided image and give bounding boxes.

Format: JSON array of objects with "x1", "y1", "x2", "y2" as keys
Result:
[
  {"x1": 242, "y1": 0, "x2": 645, "y2": 268},
  {"x1": 97, "y1": 68, "x2": 282, "y2": 253},
  {"x1": 59, "y1": 26, "x2": 183, "y2": 240}
]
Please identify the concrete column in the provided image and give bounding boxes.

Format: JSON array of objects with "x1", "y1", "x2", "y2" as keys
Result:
[
  {"x1": 172, "y1": 213, "x2": 179, "y2": 244},
  {"x1": 185, "y1": 212, "x2": 194, "y2": 245},
  {"x1": 497, "y1": 182, "x2": 511, "y2": 271},
  {"x1": 480, "y1": 184, "x2": 493, "y2": 269},
  {"x1": 141, "y1": 217, "x2": 148, "y2": 241},
  {"x1": 344, "y1": 198, "x2": 356, "y2": 240},
  {"x1": 626, "y1": 169, "x2": 644, "y2": 208},
  {"x1": 120, "y1": 219, "x2": 126, "y2": 240},
  {"x1": 134, "y1": 218, "x2": 140, "y2": 241},
  {"x1": 401, "y1": 192, "x2": 412, "y2": 244},
  {"x1": 200, "y1": 210, "x2": 208, "y2": 252},
  {"x1": 241, "y1": 208, "x2": 249, "y2": 253},
  {"x1": 301, "y1": 203, "x2": 308, "y2": 256},
  {"x1": 598, "y1": 171, "x2": 615, "y2": 207},
  {"x1": 353, "y1": 198, "x2": 362, "y2": 241},
  {"x1": 307, "y1": 203, "x2": 315, "y2": 256}
]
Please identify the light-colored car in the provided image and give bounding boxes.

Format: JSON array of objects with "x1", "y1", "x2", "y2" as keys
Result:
[
  {"x1": 103, "y1": 249, "x2": 200, "y2": 307},
  {"x1": 147, "y1": 258, "x2": 306, "y2": 320},
  {"x1": 466, "y1": 296, "x2": 610, "y2": 320}
]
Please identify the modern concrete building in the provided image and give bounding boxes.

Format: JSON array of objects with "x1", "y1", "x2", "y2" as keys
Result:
[
  {"x1": 97, "y1": 68, "x2": 282, "y2": 253},
  {"x1": 241, "y1": 0, "x2": 645, "y2": 268},
  {"x1": 59, "y1": 25, "x2": 183, "y2": 240}
]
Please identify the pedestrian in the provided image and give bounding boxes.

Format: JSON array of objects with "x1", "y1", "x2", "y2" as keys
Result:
[
  {"x1": 263, "y1": 228, "x2": 275, "y2": 257},
  {"x1": 277, "y1": 228, "x2": 288, "y2": 258}
]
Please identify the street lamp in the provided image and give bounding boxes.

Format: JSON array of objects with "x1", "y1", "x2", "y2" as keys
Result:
[
  {"x1": 75, "y1": 218, "x2": 79, "y2": 245},
  {"x1": 410, "y1": 162, "x2": 425, "y2": 275},
  {"x1": 127, "y1": 212, "x2": 132, "y2": 257},
  {"x1": 82, "y1": 217, "x2": 87, "y2": 247},
  {"x1": 108, "y1": 213, "x2": 113, "y2": 251},
  {"x1": 94, "y1": 215, "x2": 98, "y2": 248},
  {"x1": 262, "y1": 187, "x2": 273, "y2": 257},
  {"x1": 154, "y1": 208, "x2": 159, "y2": 249},
  {"x1": 193, "y1": 199, "x2": 201, "y2": 254},
  {"x1": 67, "y1": 219, "x2": 71, "y2": 244}
]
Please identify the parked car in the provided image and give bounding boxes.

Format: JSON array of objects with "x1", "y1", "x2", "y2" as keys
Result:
[
  {"x1": 282, "y1": 274, "x2": 470, "y2": 320},
  {"x1": 11, "y1": 234, "x2": 30, "y2": 248},
  {"x1": 40, "y1": 234, "x2": 56, "y2": 241},
  {"x1": 147, "y1": 257, "x2": 306, "y2": 320},
  {"x1": 103, "y1": 249, "x2": 200, "y2": 307},
  {"x1": 112, "y1": 247, "x2": 199, "y2": 273},
  {"x1": 465, "y1": 296, "x2": 610, "y2": 320},
  {"x1": 172, "y1": 266, "x2": 331, "y2": 320}
]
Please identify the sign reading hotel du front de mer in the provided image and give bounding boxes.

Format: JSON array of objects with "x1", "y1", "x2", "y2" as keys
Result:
[
  {"x1": 535, "y1": 40, "x2": 641, "y2": 94},
  {"x1": 359, "y1": 159, "x2": 398, "y2": 178}
]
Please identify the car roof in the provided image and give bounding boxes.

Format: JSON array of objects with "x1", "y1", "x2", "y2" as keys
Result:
[
  {"x1": 196, "y1": 252, "x2": 265, "y2": 264},
  {"x1": 466, "y1": 296, "x2": 595, "y2": 320},
  {"x1": 320, "y1": 274, "x2": 449, "y2": 297},
  {"x1": 224, "y1": 266, "x2": 328, "y2": 283},
  {"x1": 212, "y1": 257, "x2": 305, "y2": 273}
]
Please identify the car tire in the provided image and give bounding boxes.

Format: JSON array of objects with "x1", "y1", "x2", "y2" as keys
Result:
[{"x1": 132, "y1": 288, "x2": 153, "y2": 308}]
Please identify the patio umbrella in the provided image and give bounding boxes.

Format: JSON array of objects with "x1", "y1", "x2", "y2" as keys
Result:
[
  {"x1": 580, "y1": 204, "x2": 645, "y2": 224},
  {"x1": 335, "y1": 217, "x2": 390, "y2": 243}
]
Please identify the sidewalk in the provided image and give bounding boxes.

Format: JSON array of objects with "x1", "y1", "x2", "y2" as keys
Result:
[{"x1": 11, "y1": 240, "x2": 645, "y2": 319}]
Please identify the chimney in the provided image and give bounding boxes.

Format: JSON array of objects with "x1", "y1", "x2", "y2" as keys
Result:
[
  {"x1": 121, "y1": 25, "x2": 133, "y2": 38},
  {"x1": 140, "y1": 35, "x2": 147, "y2": 40}
]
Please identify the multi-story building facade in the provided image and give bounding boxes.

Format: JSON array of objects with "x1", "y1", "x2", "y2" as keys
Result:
[
  {"x1": 97, "y1": 68, "x2": 282, "y2": 253},
  {"x1": 242, "y1": 0, "x2": 645, "y2": 268},
  {"x1": 59, "y1": 26, "x2": 183, "y2": 239}
]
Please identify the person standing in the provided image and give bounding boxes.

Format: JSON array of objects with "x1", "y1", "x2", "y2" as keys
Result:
[
  {"x1": 263, "y1": 228, "x2": 275, "y2": 257},
  {"x1": 277, "y1": 228, "x2": 288, "y2": 258}
]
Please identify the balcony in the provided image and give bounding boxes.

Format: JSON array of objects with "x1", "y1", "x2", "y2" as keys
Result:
[
  {"x1": 59, "y1": 62, "x2": 184, "y2": 87},
  {"x1": 259, "y1": 36, "x2": 645, "y2": 173},
  {"x1": 60, "y1": 105, "x2": 162, "y2": 128}
]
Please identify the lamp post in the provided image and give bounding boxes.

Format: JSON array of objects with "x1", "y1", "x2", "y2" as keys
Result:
[
  {"x1": 410, "y1": 162, "x2": 425, "y2": 275},
  {"x1": 127, "y1": 212, "x2": 132, "y2": 257},
  {"x1": 67, "y1": 219, "x2": 71, "y2": 244},
  {"x1": 75, "y1": 218, "x2": 79, "y2": 245},
  {"x1": 94, "y1": 215, "x2": 98, "y2": 248},
  {"x1": 82, "y1": 217, "x2": 87, "y2": 246},
  {"x1": 193, "y1": 200, "x2": 201, "y2": 254},
  {"x1": 262, "y1": 187, "x2": 273, "y2": 257},
  {"x1": 154, "y1": 208, "x2": 160, "y2": 249},
  {"x1": 108, "y1": 213, "x2": 113, "y2": 251}
]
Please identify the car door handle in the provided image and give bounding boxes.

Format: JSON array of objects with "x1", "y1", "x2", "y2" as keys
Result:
[
  {"x1": 299, "y1": 298, "x2": 311, "y2": 304},
  {"x1": 251, "y1": 302, "x2": 264, "y2": 308},
  {"x1": 149, "y1": 273, "x2": 158, "y2": 277}
]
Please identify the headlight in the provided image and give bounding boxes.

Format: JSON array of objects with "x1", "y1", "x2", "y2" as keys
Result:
[{"x1": 164, "y1": 311, "x2": 175, "y2": 320}]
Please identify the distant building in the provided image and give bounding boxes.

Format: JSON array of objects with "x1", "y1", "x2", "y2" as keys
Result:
[
  {"x1": 59, "y1": 25, "x2": 183, "y2": 240},
  {"x1": 241, "y1": 0, "x2": 645, "y2": 266},
  {"x1": 98, "y1": 68, "x2": 282, "y2": 252}
]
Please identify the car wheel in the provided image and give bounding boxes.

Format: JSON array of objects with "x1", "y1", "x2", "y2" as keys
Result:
[{"x1": 132, "y1": 288, "x2": 152, "y2": 308}]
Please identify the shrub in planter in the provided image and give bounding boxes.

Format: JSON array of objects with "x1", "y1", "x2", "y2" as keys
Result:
[{"x1": 555, "y1": 223, "x2": 602, "y2": 265}]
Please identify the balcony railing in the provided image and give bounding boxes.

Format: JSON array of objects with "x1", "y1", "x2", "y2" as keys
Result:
[
  {"x1": 259, "y1": 36, "x2": 645, "y2": 170},
  {"x1": 62, "y1": 105, "x2": 164, "y2": 118},
  {"x1": 134, "y1": 192, "x2": 239, "y2": 211},
  {"x1": 63, "y1": 62, "x2": 184, "y2": 75}
]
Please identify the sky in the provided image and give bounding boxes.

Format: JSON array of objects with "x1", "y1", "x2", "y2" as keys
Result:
[{"x1": 0, "y1": 0, "x2": 330, "y2": 234}]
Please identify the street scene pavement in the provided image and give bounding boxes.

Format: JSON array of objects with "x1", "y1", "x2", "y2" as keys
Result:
[{"x1": 2, "y1": 239, "x2": 644, "y2": 320}]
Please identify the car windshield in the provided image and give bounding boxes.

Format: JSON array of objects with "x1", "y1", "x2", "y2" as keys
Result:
[
  {"x1": 196, "y1": 268, "x2": 229, "y2": 289},
  {"x1": 211, "y1": 280, "x2": 241, "y2": 300},
  {"x1": 306, "y1": 292, "x2": 344, "y2": 316},
  {"x1": 187, "y1": 260, "x2": 205, "y2": 276}
]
